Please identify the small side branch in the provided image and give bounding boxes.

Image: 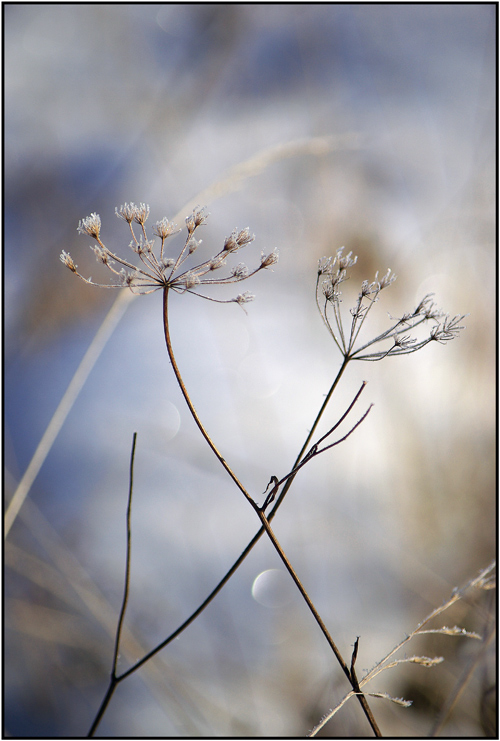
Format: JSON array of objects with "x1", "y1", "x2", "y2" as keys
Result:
[{"x1": 260, "y1": 383, "x2": 372, "y2": 511}]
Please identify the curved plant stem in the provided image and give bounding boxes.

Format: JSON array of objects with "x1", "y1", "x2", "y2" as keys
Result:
[
  {"x1": 160, "y1": 286, "x2": 380, "y2": 736},
  {"x1": 162, "y1": 288, "x2": 254, "y2": 506}
]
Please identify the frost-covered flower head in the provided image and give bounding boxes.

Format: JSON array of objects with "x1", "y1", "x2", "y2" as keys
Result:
[
  {"x1": 61, "y1": 203, "x2": 278, "y2": 309},
  {"x1": 317, "y1": 247, "x2": 466, "y2": 360}
]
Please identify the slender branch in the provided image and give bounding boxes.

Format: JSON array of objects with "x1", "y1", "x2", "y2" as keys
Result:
[
  {"x1": 260, "y1": 385, "x2": 372, "y2": 510},
  {"x1": 285, "y1": 354, "x2": 351, "y2": 471},
  {"x1": 88, "y1": 432, "x2": 138, "y2": 737},
  {"x1": 112, "y1": 432, "x2": 137, "y2": 672},
  {"x1": 311, "y1": 381, "x2": 368, "y2": 447}
]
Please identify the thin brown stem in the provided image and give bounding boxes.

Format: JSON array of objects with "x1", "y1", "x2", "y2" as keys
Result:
[
  {"x1": 162, "y1": 287, "x2": 254, "y2": 506},
  {"x1": 257, "y1": 509, "x2": 350, "y2": 669},
  {"x1": 160, "y1": 286, "x2": 381, "y2": 735},
  {"x1": 254, "y1": 509, "x2": 380, "y2": 736},
  {"x1": 88, "y1": 432, "x2": 137, "y2": 737},
  {"x1": 260, "y1": 387, "x2": 372, "y2": 511},
  {"x1": 88, "y1": 679, "x2": 118, "y2": 738},
  {"x1": 112, "y1": 432, "x2": 137, "y2": 673}
]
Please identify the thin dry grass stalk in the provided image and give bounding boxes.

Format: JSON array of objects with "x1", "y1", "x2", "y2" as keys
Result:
[{"x1": 308, "y1": 561, "x2": 496, "y2": 737}]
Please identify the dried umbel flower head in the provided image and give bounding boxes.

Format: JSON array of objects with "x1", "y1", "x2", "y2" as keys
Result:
[
  {"x1": 317, "y1": 248, "x2": 466, "y2": 360},
  {"x1": 61, "y1": 203, "x2": 278, "y2": 309}
]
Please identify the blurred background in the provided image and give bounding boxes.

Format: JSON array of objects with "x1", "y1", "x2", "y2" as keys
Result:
[{"x1": 4, "y1": 4, "x2": 495, "y2": 737}]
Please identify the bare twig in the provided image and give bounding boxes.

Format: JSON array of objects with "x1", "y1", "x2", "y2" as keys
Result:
[
  {"x1": 88, "y1": 432, "x2": 138, "y2": 737},
  {"x1": 260, "y1": 383, "x2": 372, "y2": 511},
  {"x1": 112, "y1": 432, "x2": 137, "y2": 673}
]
